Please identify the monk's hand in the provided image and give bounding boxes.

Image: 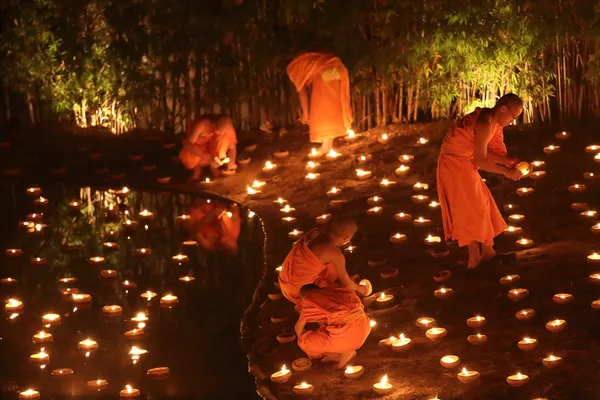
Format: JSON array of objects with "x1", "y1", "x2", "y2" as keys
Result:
[
  {"x1": 356, "y1": 284, "x2": 370, "y2": 297},
  {"x1": 504, "y1": 157, "x2": 519, "y2": 168},
  {"x1": 295, "y1": 321, "x2": 304, "y2": 337},
  {"x1": 299, "y1": 114, "x2": 309, "y2": 125},
  {"x1": 503, "y1": 168, "x2": 523, "y2": 181}
]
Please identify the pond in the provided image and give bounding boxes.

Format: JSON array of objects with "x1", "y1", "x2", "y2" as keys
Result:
[{"x1": 0, "y1": 182, "x2": 264, "y2": 399}]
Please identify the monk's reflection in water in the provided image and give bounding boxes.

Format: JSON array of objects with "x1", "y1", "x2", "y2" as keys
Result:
[{"x1": 188, "y1": 199, "x2": 241, "y2": 256}]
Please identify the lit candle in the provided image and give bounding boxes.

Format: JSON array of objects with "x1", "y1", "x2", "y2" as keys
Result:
[
  {"x1": 33, "y1": 196, "x2": 48, "y2": 206},
  {"x1": 135, "y1": 248, "x2": 152, "y2": 256},
  {"x1": 78, "y1": 339, "x2": 98, "y2": 351},
  {"x1": 122, "y1": 280, "x2": 137, "y2": 289},
  {"x1": 343, "y1": 245, "x2": 357, "y2": 254},
  {"x1": 355, "y1": 169, "x2": 372, "y2": 180},
  {"x1": 466, "y1": 315, "x2": 486, "y2": 328},
  {"x1": 413, "y1": 216, "x2": 432, "y2": 227},
  {"x1": 202, "y1": 177, "x2": 212, "y2": 185},
  {"x1": 394, "y1": 212, "x2": 411, "y2": 222},
  {"x1": 248, "y1": 210, "x2": 256, "y2": 219},
  {"x1": 288, "y1": 229, "x2": 304, "y2": 239},
  {"x1": 376, "y1": 292, "x2": 394, "y2": 305},
  {"x1": 503, "y1": 226, "x2": 523, "y2": 235},
  {"x1": 1, "y1": 277, "x2": 17, "y2": 285},
  {"x1": 87, "y1": 379, "x2": 108, "y2": 390},
  {"x1": 424, "y1": 235, "x2": 442, "y2": 245},
  {"x1": 592, "y1": 299, "x2": 600, "y2": 310},
  {"x1": 594, "y1": 153, "x2": 600, "y2": 163},
  {"x1": 428, "y1": 200, "x2": 439, "y2": 208},
  {"x1": 553, "y1": 293, "x2": 573, "y2": 304},
  {"x1": 508, "y1": 214, "x2": 525, "y2": 223},
  {"x1": 415, "y1": 317, "x2": 436, "y2": 329},
  {"x1": 434, "y1": 287, "x2": 453, "y2": 299},
  {"x1": 100, "y1": 269, "x2": 117, "y2": 279},
  {"x1": 398, "y1": 154, "x2": 414, "y2": 163},
  {"x1": 103, "y1": 241, "x2": 119, "y2": 250},
  {"x1": 102, "y1": 305, "x2": 123, "y2": 315},
  {"x1": 543, "y1": 145, "x2": 560, "y2": 154},
  {"x1": 29, "y1": 349, "x2": 49, "y2": 363},
  {"x1": 518, "y1": 337, "x2": 538, "y2": 351},
  {"x1": 555, "y1": 130, "x2": 571, "y2": 139},
  {"x1": 542, "y1": 354, "x2": 562, "y2": 368},
  {"x1": 344, "y1": 365, "x2": 364, "y2": 379},
  {"x1": 508, "y1": 288, "x2": 529, "y2": 301},
  {"x1": 356, "y1": 154, "x2": 372, "y2": 164},
  {"x1": 391, "y1": 334, "x2": 412, "y2": 352},
  {"x1": 30, "y1": 257, "x2": 46, "y2": 266},
  {"x1": 516, "y1": 238, "x2": 534, "y2": 248},
  {"x1": 417, "y1": 137, "x2": 429, "y2": 145},
  {"x1": 467, "y1": 333, "x2": 487, "y2": 345},
  {"x1": 587, "y1": 252, "x2": 600, "y2": 264},
  {"x1": 326, "y1": 149, "x2": 341, "y2": 159},
  {"x1": 120, "y1": 385, "x2": 140, "y2": 398},
  {"x1": 125, "y1": 328, "x2": 144, "y2": 339},
  {"x1": 179, "y1": 276, "x2": 195, "y2": 283},
  {"x1": 305, "y1": 172, "x2": 320, "y2": 180},
  {"x1": 18, "y1": 389, "x2": 40, "y2": 399},
  {"x1": 367, "y1": 206, "x2": 383, "y2": 216},
  {"x1": 42, "y1": 313, "x2": 61, "y2": 325},
  {"x1": 516, "y1": 187, "x2": 534, "y2": 196},
  {"x1": 270, "y1": 364, "x2": 291, "y2": 383},
  {"x1": 280, "y1": 204, "x2": 295, "y2": 213},
  {"x1": 585, "y1": 144, "x2": 600, "y2": 153},
  {"x1": 246, "y1": 186, "x2": 261, "y2": 196},
  {"x1": 123, "y1": 220, "x2": 137, "y2": 229},
  {"x1": 380, "y1": 178, "x2": 396, "y2": 188},
  {"x1": 176, "y1": 214, "x2": 191, "y2": 223},
  {"x1": 426, "y1": 327, "x2": 447, "y2": 341},
  {"x1": 378, "y1": 133, "x2": 391, "y2": 144},
  {"x1": 327, "y1": 187, "x2": 341, "y2": 197},
  {"x1": 373, "y1": 375, "x2": 393, "y2": 395},
  {"x1": 379, "y1": 335, "x2": 398, "y2": 347},
  {"x1": 583, "y1": 172, "x2": 597, "y2": 180},
  {"x1": 389, "y1": 233, "x2": 407, "y2": 243},
  {"x1": 51, "y1": 368, "x2": 74, "y2": 377},
  {"x1": 293, "y1": 382, "x2": 314, "y2": 395},
  {"x1": 411, "y1": 194, "x2": 429, "y2": 204},
  {"x1": 503, "y1": 203, "x2": 518, "y2": 212},
  {"x1": 530, "y1": 170, "x2": 547, "y2": 179},
  {"x1": 172, "y1": 254, "x2": 189, "y2": 262},
  {"x1": 308, "y1": 148, "x2": 321, "y2": 159},
  {"x1": 5, "y1": 298, "x2": 23, "y2": 311},
  {"x1": 515, "y1": 161, "x2": 531, "y2": 177},
  {"x1": 5, "y1": 248, "x2": 23, "y2": 257},
  {"x1": 131, "y1": 312, "x2": 148, "y2": 323},
  {"x1": 358, "y1": 279, "x2": 372, "y2": 296},
  {"x1": 345, "y1": 129, "x2": 359, "y2": 141},
  {"x1": 440, "y1": 355, "x2": 460, "y2": 369},
  {"x1": 33, "y1": 331, "x2": 53, "y2": 344},
  {"x1": 395, "y1": 165, "x2": 410, "y2": 176},
  {"x1": 545, "y1": 319, "x2": 567, "y2": 332},
  {"x1": 60, "y1": 288, "x2": 78, "y2": 298},
  {"x1": 262, "y1": 161, "x2": 277, "y2": 172},
  {"x1": 515, "y1": 309, "x2": 535, "y2": 321},
  {"x1": 568, "y1": 183, "x2": 586, "y2": 193},
  {"x1": 316, "y1": 214, "x2": 332, "y2": 224},
  {"x1": 160, "y1": 294, "x2": 178, "y2": 307},
  {"x1": 147, "y1": 367, "x2": 170, "y2": 378},
  {"x1": 413, "y1": 182, "x2": 429, "y2": 191},
  {"x1": 580, "y1": 210, "x2": 597, "y2": 218},
  {"x1": 305, "y1": 161, "x2": 320, "y2": 172},
  {"x1": 129, "y1": 345, "x2": 148, "y2": 360},
  {"x1": 281, "y1": 216, "x2": 297, "y2": 224},
  {"x1": 138, "y1": 209, "x2": 153, "y2": 219},
  {"x1": 506, "y1": 372, "x2": 529, "y2": 387},
  {"x1": 457, "y1": 368, "x2": 480, "y2": 383},
  {"x1": 89, "y1": 256, "x2": 106, "y2": 264}
]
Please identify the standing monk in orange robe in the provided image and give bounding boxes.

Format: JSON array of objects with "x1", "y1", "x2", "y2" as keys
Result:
[
  {"x1": 287, "y1": 53, "x2": 353, "y2": 156},
  {"x1": 278, "y1": 219, "x2": 369, "y2": 310},
  {"x1": 437, "y1": 93, "x2": 524, "y2": 268},
  {"x1": 295, "y1": 284, "x2": 371, "y2": 368}
]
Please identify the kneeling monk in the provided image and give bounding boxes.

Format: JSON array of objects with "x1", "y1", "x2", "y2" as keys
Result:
[
  {"x1": 437, "y1": 93, "x2": 524, "y2": 268},
  {"x1": 295, "y1": 284, "x2": 371, "y2": 368},
  {"x1": 278, "y1": 219, "x2": 369, "y2": 307}
]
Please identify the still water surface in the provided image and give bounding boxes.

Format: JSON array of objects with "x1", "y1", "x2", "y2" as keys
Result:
[{"x1": 0, "y1": 183, "x2": 263, "y2": 399}]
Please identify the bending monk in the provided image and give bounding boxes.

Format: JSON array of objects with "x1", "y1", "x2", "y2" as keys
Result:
[
  {"x1": 278, "y1": 219, "x2": 368, "y2": 309},
  {"x1": 179, "y1": 115, "x2": 238, "y2": 180},
  {"x1": 295, "y1": 284, "x2": 371, "y2": 368},
  {"x1": 287, "y1": 52, "x2": 353, "y2": 155},
  {"x1": 437, "y1": 93, "x2": 524, "y2": 268},
  {"x1": 188, "y1": 200, "x2": 241, "y2": 255}
]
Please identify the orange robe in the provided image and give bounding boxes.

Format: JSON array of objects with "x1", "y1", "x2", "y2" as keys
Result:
[
  {"x1": 437, "y1": 107, "x2": 508, "y2": 247},
  {"x1": 188, "y1": 202, "x2": 240, "y2": 253},
  {"x1": 298, "y1": 287, "x2": 371, "y2": 358},
  {"x1": 287, "y1": 53, "x2": 353, "y2": 143},
  {"x1": 179, "y1": 118, "x2": 237, "y2": 169},
  {"x1": 278, "y1": 229, "x2": 338, "y2": 305}
]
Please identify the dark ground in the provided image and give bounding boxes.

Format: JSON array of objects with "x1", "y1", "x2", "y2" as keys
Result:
[{"x1": 1, "y1": 119, "x2": 600, "y2": 400}]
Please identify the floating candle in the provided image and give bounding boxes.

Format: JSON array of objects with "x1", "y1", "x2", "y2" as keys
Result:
[
  {"x1": 467, "y1": 316, "x2": 486, "y2": 328},
  {"x1": 288, "y1": 229, "x2": 304, "y2": 239},
  {"x1": 508, "y1": 288, "x2": 529, "y2": 301},
  {"x1": 543, "y1": 145, "x2": 560, "y2": 154},
  {"x1": 508, "y1": 214, "x2": 525, "y2": 223},
  {"x1": 5, "y1": 298, "x2": 23, "y2": 311},
  {"x1": 33, "y1": 331, "x2": 53, "y2": 344},
  {"x1": 42, "y1": 313, "x2": 61, "y2": 325},
  {"x1": 467, "y1": 333, "x2": 487, "y2": 345},
  {"x1": 553, "y1": 293, "x2": 573, "y2": 304},
  {"x1": 413, "y1": 216, "x2": 432, "y2": 227},
  {"x1": 120, "y1": 385, "x2": 140, "y2": 398},
  {"x1": 305, "y1": 172, "x2": 320, "y2": 180},
  {"x1": 327, "y1": 187, "x2": 341, "y2": 197},
  {"x1": 394, "y1": 212, "x2": 411, "y2": 222},
  {"x1": 89, "y1": 256, "x2": 106, "y2": 264},
  {"x1": 344, "y1": 365, "x2": 364, "y2": 379},
  {"x1": 280, "y1": 204, "x2": 295, "y2": 213},
  {"x1": 587, "y1": 252, "x2": 600, "y2": 263},
  {"x1": 262, "y1": 161, "x2": 277, "y2": 172},
  {"x1": 424, "y1": 235, "x2": 442, "y2": 245},
  {"x1": 585, "y1": 144, "x2": 600, "y2": 153},
  {"x1": 373, "y1": 375, "x2": 393, "y2": 395},
  {"x1": 428, "y1": 201, "x2": 439, "y2": 208},
  {"x1": 390, "y1": 233, "x2": 407, "y2": 243},
  {"x1": 30, "y1": 350, "x2": 49, "y2": 363},
  {"x1": 518, "y1": 337, "x2": 538, "y2": 351},
  {"x1": 380, "y1": 178, "x2": 395, "y2": 188},
  {"x1": 172, "y1": 254, "x2": 189, "y2": 262},
  {"x1": 367, "y1": 206, "x2": 383, "y2": 216},
  {"x1": 18, "y1": 389, "x2": 40, "y2": 399},
  {"x1": 147, "y1": 367, "x2": 170, "y2": 377},
  {"x1": 581, "y1": 210, "x2": 598, "y2": 218},
  {"x1": 270, "y1": 364, "x2": 291, "y2": 383},
  {"x1": 281, "y1": 216, "x2": 297, "y2": 224},
  {"x1": 516, "y1": 187, "x2": 534, "y2": 196},
  {"x1": 87, "y1": 379, "x2": 108, "y2": 390},
  {"x1": 179, "y1": 276, "x2": 196, "y2": 283},
  {"x1": 293, "y1": 382, "x2": 314, "y2": 395},
  {"x1": 51, "y1": 368, "x2": 74, "y2": 377},
  {"x1": 416, "y1": 317, "x2": 436, "y2": 330},
  {"x1": 417, "y1": 137, "x2": 429, "y2": 145},
  {"x1": 355, "y1": 169, "x2": 372, "y2": 180},
  {"x1": 391, "y1": 334, "x2": 411, "y2": 352},
  {"x1": 545, "y1": 319, "x2": 567, "y2": 332},
  {"x1": 503, "y1": 203, "x2": 518, "y2": 212},
  {"x1": 516, "y1": 238, "x2": 534, "y2": 247},
  {"x1": 515, "y1": 309, "x2": 535, "y2": 321},
  {"x1": 426, "y1": 327, "x2": 447, "y2": 341},
  {"x1": 568, "y1": 183, "x2": 586, "y2": 193},
  {"x1": 78, "y1": 339, "x2": 98, "y2": 351},
  {"x1": 100, "y1": 269, "x2": 117, "y2": 279},
  {"x1": 434, "y1": 287, "x2": 453, "y2": 299},
  {"x1": 503, "y1": 226, "x2": 523, "y2": 235},
  {"x1": 440, "y1": 355, "x2": 460, "y2": 369},
  {"x1": 530, "y1": 170, "x2": 547, "y2": 179},
  {"x1": 395, "y1": 165, "x2": 410, "y2": 176},
  {"x1": 542, "y1": 354, "x2": 562, "y2": 368},
  {"x1": 160, "y1": 294, "x2": 178, "y2": 306},
  {"x1": 5, "y1": 248, "x2": 23, "y2": 257},
  {"x1": 506, "y1": 372, "x2": 529, "y2": 387},
  {"x1": 411, "y1": 194, "x2": 429, "y2": 204},
  {"x1": 457, "y1": 368, "x2": 480, "y2": 383},
  {"x1": 368, "y1": 196, "x2": 383, "y2": 205},
  {"x1": 316, "y1": 214, "x2": 332, "y2": 224},
  {"x1": 555, "y1": 130, "x2": 571, "y2": 139},
  {"x1": 102, "y1": 305, "x2": 123, "y2": 315}
]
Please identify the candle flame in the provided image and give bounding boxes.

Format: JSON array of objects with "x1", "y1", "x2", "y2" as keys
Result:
[
  {"x1": 281, "y1": 364, "x2": 289, "y2": 373},
  {"x1": 369, "y1": 319, "x2": 377, "y2": 327},
  {"x1": 380, "y1": 375, "x2": 388, "y2": 384},
  {"x1": 300, "y1": 382, "x2": 309, "y2": 388}
]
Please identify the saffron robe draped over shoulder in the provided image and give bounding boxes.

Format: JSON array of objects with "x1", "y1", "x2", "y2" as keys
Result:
[
  {"x1": 436, "y1": 107, "x2": 508, "y2": 247},
  {"x1": 278, "y1": 229, "x2": 338, "y2": 305},
  {"x1": 298, "y1": 287, "x2": 371, "y2": 359},
  {"x1": 179, "y1": 118, "x2": 237, "y2": 168},
  {"x1": 287, "y1": 53, "x2": 353, "y2": 143}
]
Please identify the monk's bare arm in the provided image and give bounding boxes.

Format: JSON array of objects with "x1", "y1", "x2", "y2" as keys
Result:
[
  {"x1": 472, "y1": 120, "x2": 510, "y2": 175},
  {"x1": 295, "y1": 315, "x2": 307, "y2": 337},
  {"x1": 325, "y1": 245, "x2": 360, "y2": 291},
  {"x1": 486, "y1": 150, "x2": 512, "y2": 167},
  {"x1": 299, "y1": 88, "x2": 310, "y2": 123}
]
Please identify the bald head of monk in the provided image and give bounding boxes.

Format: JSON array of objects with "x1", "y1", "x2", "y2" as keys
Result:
[
  {"x1": 328, "y1": 218, "x2": 358, "y2": 246},
  {"x1": 299, "y1": 283, "x2": 321, "y2": 299},
  {"x1": 493, "y1": 93, "x2": 523, "y2": 127},
  {"x1": 215, "y1": 116, "x2": 234, "y2": 133}
]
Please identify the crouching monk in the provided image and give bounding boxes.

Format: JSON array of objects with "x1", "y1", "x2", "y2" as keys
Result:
[
  {"x1": 179, "y1": 115, "x2": 238, "y2": 180},
  {"x1": 188, "y1": 200, "x2": 241, "y2": 255},
  {"x1": 295, "y1": 284, "x2": 371, "y2": 368},
  {"x1": 437, "y1": 93, "x2": 524, "y2": 268},
  {"x1": 278, "y1": 219, "x2": 369, "y2": 309}
]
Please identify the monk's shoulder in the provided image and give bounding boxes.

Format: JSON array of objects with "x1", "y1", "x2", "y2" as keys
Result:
[{"x1": 474, "y1": 109, "x2": 493, "y2": 135}]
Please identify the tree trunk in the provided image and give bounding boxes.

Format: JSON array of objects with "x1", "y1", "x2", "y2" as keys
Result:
[{"x1": 26, "y1": 91, "x2": 36, "y2": 125}]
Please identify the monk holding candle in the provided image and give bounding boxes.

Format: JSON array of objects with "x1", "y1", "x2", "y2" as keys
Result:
[
  {"x1": 279, "y1": 219, "x2": 368, "y2": 310},
  {"x1": 179, "y1": 115, "x2": 238, "y2": 180},
  {"x1": 437, "y1": 93, "x2": 524, "y2": 268},
  {"x1": 287, "y1": 52, "x2": 353, "y2": 155},
  {"x1": 295, "y1": 284, "x2": 371, "y2": 368}
]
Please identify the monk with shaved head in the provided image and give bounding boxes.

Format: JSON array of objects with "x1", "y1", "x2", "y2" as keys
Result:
[
  {"x1": 437, "y1": 93, "x2": 524, "y2": 268},
  {"x1": 295, "y1": 284, "x2": 371, "y2": 368},
  {"x1": 279, "y1": 219, "x2": 368, "y2": 310}
]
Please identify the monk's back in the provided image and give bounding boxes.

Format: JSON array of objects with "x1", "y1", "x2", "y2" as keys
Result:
[
  {"x1": 306, "y1": 230, "x2": 333, "y2": 262},
  {"x1": 440, "y1": 108, "x2": 487, "y2": 158}
]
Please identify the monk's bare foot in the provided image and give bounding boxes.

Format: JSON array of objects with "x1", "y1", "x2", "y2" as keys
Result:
[
  {"x1": 467, "y1": 255, "x2": 483, "y2": 268},
  {"x1": 482, "y1": 245, "x2": 496, "y2": 260},
  {"x1": 335, "y1": 351, "x2": 356, "y2": 369},
  {"x1": 321, "y1": 353, "x2": 340, "y2": 363}
]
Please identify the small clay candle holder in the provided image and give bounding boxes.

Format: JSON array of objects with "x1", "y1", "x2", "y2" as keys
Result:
[
  {"x1": 135, "y1": 248, "x2": 152, "y2": 256},
  {"x1": 280, "y1": 205, "x2": 295, "y2": 213},
  {"x1": 516, "y1": 238, "x2": 534, "y2": 248},
  {"x1": 394, "y1": 212, "x2": 411, "y2": 222},
  {"x1": 434, "y1": 287, "x2": 453, "y2": 299},
  {"x1": 100, "y1": 269, "x2": 117, "y2": 279},
  {"x1": 307, "y1": 148, "x2": 321, "y2": 159},
  {"x1": 367, "y1": 206, "x2": 383, "y2": 216},
  {"x1": 595, "y1": 153, "x2": 600, "y2": 163},
  {"x1": 343, "y1": 245, "x2": 357, "y2": 254},
  {"x1": 467, "y1": 334, "x2": 487, "y2": 345},
  {"x1": 33, "y1": 331, "x2": 53, "y2": 344},
  {"x1": 270, "y1": 365, "x2": 291, "y2": 383},
  {"x1": 379, "y1": 336, "x2": 398, "y2": 347},
  {"x1": 395, "y1": 165, "x2": 410, "y2": 176},
  {"x1": 398, "y1": 154, "x2": 414, "y2": 163},
  {"x1": 147, "y1": 367, "x2": 170, "y2": 378},
  {"x1": 587, "y1": 252, "x2": 600, "y2": 264},
  {"x1": 543, "y1": 145, "x2": 560, "y2": 154},
  {"x1": 344, "y1": 365, "x2": 364, "y2": 379},
  {"x1": 376, "y1": 292, "x2": 394, "y2": 306},
  {"x1": 367, "y1": 258, "x2": 386, "y2": 267},
  {"x1": 368, "y1": 196, "x2": 383, "y2": 205},
  {"x1": 120, "y1": 385, "x2": 140, "y2": 398},
  {"x1": 580, "y1": 210, "x2": 597, "y2": 218},
  {"x1": 276, "y1": 333, "x2": 296, "y2": 344},
  {"x1": 380, "y1": 178, "x2": 396, "y2": 189},
  {"x1": 160, "y1": 294, "x2": 178, "y2": 307},
  {"x1": 281, "y1": 216, "x2": 297, "y2": 224},
  {"x1": 553, "y1": 293, "x2": 573, "y2": 304},
  {"x1": 356, "y1": 154, "x2": 372, "y2": 165},
  {"x1": 413, "y1": 217, "x2": 432, "y2": 227},
  {"x1": 359, "y1": 279, "x2": 372, "y2": 296},
  {"x1": 345, "y1": 129, "x2": 359, "y2": 142},
  {"x1": 515, "y1": 161, "x2": 531, "y2": 177},
  {"x1": 542, "y1": 355, "x2": 562, "y2": 368},
  {"x1": 417, "y1": 137, "x2": 429, "y2": 145},
  {"x1": 428, "y1": 200, "x2": 440, "y2": 208},
  {"x1": 1, "y1": 277, "x2": 17, "y2": 285},
  {"x1": 555, "y1": 131, "x2": 571, "y2": 140},
  {"x1": 506, "y1": 373, "x2": 529, "y2": 387},
  {"x1": 568, "y1": 183, "x2": 586, "y2": 193},
  {"x1": 51, "y1": 368, "x2": 74, "y2": 377},
  {"x1": 378, "y1": 133, "x2": 392, "y2": 145},
  {"x1": 413, "y1": 182, "x2": 429, "y2": 191},
  {"x1": 78, "y1": 339, "x2": 98, "y2": 351},
  {"x1": 411, "y1": 195, "x2": 429, "y2": 204},
  {"x1": 546, "y1": 319, "x2": 566, "y2": 332},
  {"x1": 391, "y1": 335, "x2": 412, "y2": 352},
  {"x1": 87, "y1": 379, "x2": 108, "y2": 390},
  {"x1": 293, "y1": 382, "x2": 314, "y2": 395},
  {"x1": 518, "y1": 337, "x2": 538, "y2": 351},
  {"x1": 515, "y1": 309, "x2": 535, "y2": 321},
  {"x1": 42, "y1": 313, "x2": 61, "y2": 325},
  {"x1": 179, "y1": 276, "x2": 195, "y2": 283},
  {"x1": 380, "y1": 268, "x2": 398, "y2": 279},
  {"x1": 457, "y1": 368, "x2": 480, "y2": 383},
  {"x1": 305, "y1": 172, "x2": 320, "y2": 180},
  {"x1": 373, "y1": 375, "x2": 393, "y2": 395},
  {"x1": 530, "y1": 170, "x2": 547, "y2": 179},
  {"x1": 355, "y1": 169, "x2": 372, "y2": 180},
  {"x1": 288, "y1": 229, "x2": 303, "y2": 239},
  {"x1": 503, "y1": 226, "x2": 523, "y2": 235},
  {"x1": 246, "y1": 186, "x2": 261, "y2": 196},
  {"x1": 18, "y1": 389, "x2": 40, "y2": 399},
  {"x1": 122, "y1": 280, "x2": 137, "y2": 289},
  {"x1": 327, "y1": 187, "x2": 341, "y2": 197},
  {"x1": 316, "y1": 214, "x2": 332, "y2": 224},
  {"x1": 585, "y1": 144, "x2": 600, "y2": 153},
  {"x1": 271, "y1": 315, "x2": 288, "y2": 324},
  {"x1": 584, "y1": 172, "x2": 598, "y2": 180},
  {"x1": 426, "y1": 327, "x2": 447, "y2": 341},
  {"x1": 503, "y1": 203, "x2": 519, "y2": 212},
  {"x1": 292, "y1": 358, "x2": 312, "y2": 372},
  {"x1": 416, "y1": 317, "x2": 436, "y2": 330},
  {"x1": 263, "y1": 161, "x2": 278, "y2": 174},
  {"x1": 5, "y1": 248, "x2": 23, "y2": 257},
  {"x1": 102, "y1": 305, "x2": 123, "y2": 316},
  {"x1": 89, "y1": 256, "x2": 106, "y2": 265},
  {"x1": 424, "y1": 235, "x2": 442, "y2": 246},
  {"x1": 33, "y1": 197, "x2": 49, "y2": 207},
  {"x1": 433, "y1": 270, "x2": 451, "y2": 282},
  {"x1": 516, "y1": 187, "x2": 534, "y2": 196},
  {"x1": 125, "y1": 328, "x2": 144, "y2": 339},
  {"x1": 508, "y1": 288, "x2": 529, "y2": 301},
  {"x1": 26, "y1": 187, "x2": 42, "y2": 197},
  {"x1": 326, "y1": 149, "x2": 341, "y2": 160},
  {"x1": 591, "y1": 300, "x2": 600, "y2": 310},
  {"x1": 467, "y1": 316, "x2": 486, "y2": 328},
  {"x1": 589, "y1": 273, "x2": 600, "y2": 284},
  {"x1": 305, "y1": 161, "x2": 320, "y2": 172},
  {"x1": 60, "y1": 288, "x2": 78, "y2": 299},
  {"x1": 440, "y1": 355, "x2": 461, "y2": 369},
  {"x1": 72, "y1": 294, "x2": 92, "y2": 304},
  {"x1": 5, "y1": 298, "x2": 23, "y2": 312},
  {"x1": 508, "y1": 214, "x2": 525, "y2": 223}
]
